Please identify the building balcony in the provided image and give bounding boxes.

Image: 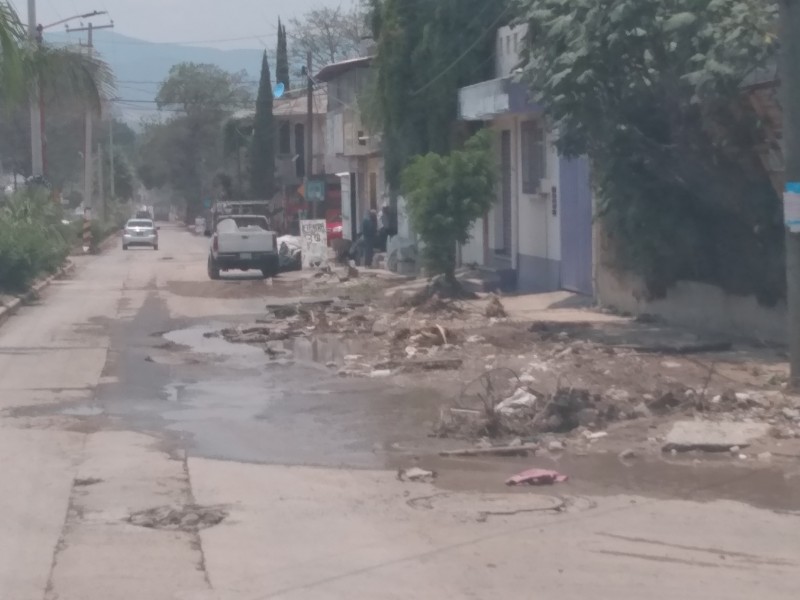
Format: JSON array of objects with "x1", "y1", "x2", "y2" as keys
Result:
[{"x1": 458, "y1": 77, "x2": 541, "y2": 121}]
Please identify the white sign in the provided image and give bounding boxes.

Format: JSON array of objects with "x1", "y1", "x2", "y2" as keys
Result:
[
  {"x1": 785, "y1": 183, "x2": 800, "y2": 233},
  {"x1": 300, "y1": 219, "x2": 329, "y2": 269},
  {"x1": 339, "y1": 173, "x2": 353, "y2": 241}
]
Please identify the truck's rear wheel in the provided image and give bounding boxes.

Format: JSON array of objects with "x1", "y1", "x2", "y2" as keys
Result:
[
  {"x1": 207, "y1": 255, "x2": 220, "y2": 280},
  {"x1": 261, "y1": 258, "x2": 279, "y2": 279}
]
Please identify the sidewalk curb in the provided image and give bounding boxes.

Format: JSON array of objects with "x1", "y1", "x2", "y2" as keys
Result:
[{"x1": 0, "y1": 260, "x2": 77, "y2": 329}]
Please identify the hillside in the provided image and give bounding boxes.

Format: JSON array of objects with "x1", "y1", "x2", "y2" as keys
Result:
[{"x1": 47, "y1": 30, "x2": 264, "y2": 122}]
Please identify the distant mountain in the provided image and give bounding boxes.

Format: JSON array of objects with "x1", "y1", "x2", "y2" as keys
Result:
[{"x1": 47, "y1": 30, "x2": 265, "y2": 123}]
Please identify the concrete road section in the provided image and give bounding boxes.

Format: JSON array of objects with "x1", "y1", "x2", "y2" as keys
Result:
[{"x1": 0, "y1": 224, "x2": 798, "y2": 600}]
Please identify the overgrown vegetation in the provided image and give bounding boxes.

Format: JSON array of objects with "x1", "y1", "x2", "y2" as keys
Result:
[
  {"x1": 0, "y1": 191, "x2": 73, "y2": 291},
  {"x1": 518, "y1": 0, "x2": 782, "y2": 303},
  {"x1": 401, "y1": 130, "x2": 496, "y2": 286},
  {"x1": 368, "y1": 0, "x2": 511, "y2": 190}
]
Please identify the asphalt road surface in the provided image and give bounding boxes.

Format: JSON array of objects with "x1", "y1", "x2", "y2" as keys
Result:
[{"x1": 1, "y1": 225, "x2": 798, "y2": 600}]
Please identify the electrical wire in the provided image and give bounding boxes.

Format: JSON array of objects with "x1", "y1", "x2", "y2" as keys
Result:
[{"x1": 410, "y1": 2, "x2": 513, "y2": 97}]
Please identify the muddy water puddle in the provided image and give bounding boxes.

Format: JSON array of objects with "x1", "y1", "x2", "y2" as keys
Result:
[
  {"x1": 398, "y1": 452, "x2": 800, "y2": 512},
  {"x1": 129, "y1": 324, "x2": 443, "y2": 467}
]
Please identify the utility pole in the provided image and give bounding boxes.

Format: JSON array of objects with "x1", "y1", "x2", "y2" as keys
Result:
[
  {"x1": 781, "y1": 0, "x2": 800, "y2": 388},
  {"x1": 306, "y1": 51, "x2": 315, "y2": 219},
  {"x1": 97, "y1": 141, "x2": 104, "y2": 221},
  {"x1": 27, "y1": 0, "x2": 43, "y2": 178},
  {"x1": 67, "y1": 19, "x2": 113, "y2": 221},
  {"x1": 34, "y1": 10, "x2": 107, "y2": 182},
  {"x1": 109, "y1": 117, "x2": 115, "y2": 200}
]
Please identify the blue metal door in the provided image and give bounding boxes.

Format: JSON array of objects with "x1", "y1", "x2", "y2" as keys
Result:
[{"x1": 559, "y1": 157, "x2": 593, "y2": 295}]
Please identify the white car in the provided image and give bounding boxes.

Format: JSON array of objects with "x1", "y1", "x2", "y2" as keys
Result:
[{"x1": 122, "y1": 218, "x2": 159, "y2": 251}]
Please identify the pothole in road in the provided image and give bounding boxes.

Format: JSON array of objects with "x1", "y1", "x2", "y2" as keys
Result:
[{"x1": 128, "y1": 504, "x2": 228, "y2": 532}]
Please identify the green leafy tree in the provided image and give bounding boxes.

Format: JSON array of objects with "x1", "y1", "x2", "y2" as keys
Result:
[
  {"x1": 0, "y1": 3, "x2": 113, "y2": 109},
  {"x1": 518, "y1": 0, "x2": 782, "y2": 301},
  {"x1": 276, "y1": 20, "x2": 290, "y2": 89},
  {"x1": 138, "y1": 63, "x2": 252, "y2": 219},
  {"x1": 250, "y1": 52, "x2": 275, "y2": 199},
  {"x1": 401, "y1": 130, "x2": 496, "y2": 286},
  {"x1": 0, "y1": 2, "x2": 112, "y2": 189},
  {"x1": 370, "y1": 0, "x2": 510, "y2": 190}
]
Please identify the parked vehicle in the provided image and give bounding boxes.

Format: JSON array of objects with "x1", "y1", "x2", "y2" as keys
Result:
[
  {"x1": 204, "y1": 200, "x2": 279, "y2": 237},
  {"x1": 326, "y1": 216, "x2": 343, "y2": 244},
  {"x1": 122, "y1": 219, "x2": 159, "y2": 251},
  {"x1": 153, "y1": 206, "x2": 170, "y2": 222},
  {"x1": 207, "y1": 215, "x2": 279, "y2": 280}
]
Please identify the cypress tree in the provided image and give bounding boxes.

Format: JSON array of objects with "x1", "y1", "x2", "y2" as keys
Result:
[
  {"x1": 250, "y1": 51, "x2": 275, "y2": 198},
  {"x1": 276, "y1": 20, "x2": 290, "y2": 90}
]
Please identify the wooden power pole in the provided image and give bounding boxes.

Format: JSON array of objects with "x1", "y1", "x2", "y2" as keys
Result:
[{"x1": 306, "y1": 51, "x2": 315, "y2": 219}]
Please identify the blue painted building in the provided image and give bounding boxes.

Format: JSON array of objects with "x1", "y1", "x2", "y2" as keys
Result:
[{"x1": 458, "y1": 25, "x2": 594, "y2": 295}]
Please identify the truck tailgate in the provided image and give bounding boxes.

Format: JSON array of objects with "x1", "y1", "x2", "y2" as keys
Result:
[{"x1": 217, "y1": 230, "x2": 274, "y2": 254}]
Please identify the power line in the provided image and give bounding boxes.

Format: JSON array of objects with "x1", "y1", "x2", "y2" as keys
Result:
[
  {"x1": 411, "y1": 3, "x2": 512, "y2": 97},
  {"x1": 59, "y1": 30, "x2": 280, "y2": 47}
]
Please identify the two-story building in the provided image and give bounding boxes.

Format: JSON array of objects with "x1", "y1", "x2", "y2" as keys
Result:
[
  {"x1": 458, "y1": 25, "x2": 594, "y2": 295},
  {"x1": 316, "y1": 52, "x2": 387, "y2": 241}
]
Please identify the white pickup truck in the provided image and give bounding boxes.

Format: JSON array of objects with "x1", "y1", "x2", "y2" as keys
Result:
[{"x1": 207, "y1": 215, "x2": 279, "y2": 280}]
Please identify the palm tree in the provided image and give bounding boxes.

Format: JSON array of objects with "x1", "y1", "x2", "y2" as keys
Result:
[{"x1": 0, "y1": 2, "x2": 113, "y2": 111}]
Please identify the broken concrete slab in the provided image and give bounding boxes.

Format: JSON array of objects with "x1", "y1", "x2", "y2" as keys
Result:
[{"x1": 662, "y1": 420, "x2": 771, "y2": 453}]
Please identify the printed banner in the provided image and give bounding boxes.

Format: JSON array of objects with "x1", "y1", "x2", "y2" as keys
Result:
[{"x1": 300, "y1": 219, "x2": 329, "y2": 269}]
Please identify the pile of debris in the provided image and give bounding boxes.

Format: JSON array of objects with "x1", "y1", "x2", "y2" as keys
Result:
[{"x1": 436, "y1": 365, "x2": 698, "y2": 439}]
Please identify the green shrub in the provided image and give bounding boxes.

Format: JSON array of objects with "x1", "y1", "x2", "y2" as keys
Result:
[{"x1": 0, "y1": 190, "x2": 71, "y2": 292}]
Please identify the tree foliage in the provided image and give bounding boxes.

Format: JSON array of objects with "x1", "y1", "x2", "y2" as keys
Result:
[
  {"x1": 138, "y1": 63, "x2": 252, "y2": 219},
  {"x1": 370, "y1": 0, "x2": 510, "y2": 190},
  {"x1": 401, "y1": 130, "x2": 496, "y2": 282},
  {"x1": 288, "y1": 3, "x2": 369, "y2": 70},
  {"x1": 518, "y1": 0, "x2": 782, "y2": 302},
  {"x1": 0, "y1": 2, "x2": 113, "y2": 111},
  {"x1": 276, "y1": 19, "x2": 290, "y2": 89},
  {"x1": 250, "y1": 52, "x2": 275, "y2": 199}
]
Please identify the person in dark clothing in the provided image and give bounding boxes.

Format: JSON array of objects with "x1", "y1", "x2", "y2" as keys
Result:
[
  {"x1": 361, "y1": 209, "x2": 378, "y2": 268},
  {"x1": 377, "y1": 202, "x2": 397, "y2": 251}
]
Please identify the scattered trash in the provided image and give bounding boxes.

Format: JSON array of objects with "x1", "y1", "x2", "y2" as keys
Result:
[
  {"x1": 506, "y1": 468, "x2": 568, "y2": 486},
  {"x1": 496, "y1": 388, "x2": 539, "y2": 416},
  {"x1": 584, "y1": 431, "x2": 608, "y2": 441},
  {"x1": 397, "y1": 467, "x2": 437, "y2": 483}
]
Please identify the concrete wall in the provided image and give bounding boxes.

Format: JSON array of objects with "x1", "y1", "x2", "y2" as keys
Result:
[
  {"x1": 595, "y1": 229, "x2": 787, "y2": 343},
  {"x1": 516, "y1": 120, "x2": 561, "y2": 292},
  {"x1": 458, "y1": 114, "x2": 564, "y2": 293},
  {"x1": 495, "y1": 24, "x2": 528, "y2": 78}
]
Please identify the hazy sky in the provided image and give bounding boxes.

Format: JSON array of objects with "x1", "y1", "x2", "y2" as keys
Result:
[{"x1": 32, "y1": 0, "x2": 348, "y2": 49}]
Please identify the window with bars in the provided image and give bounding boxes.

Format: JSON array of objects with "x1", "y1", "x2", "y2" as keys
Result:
[{"x1": 520, "y1": 120, "x2": 546, "y2": 194}]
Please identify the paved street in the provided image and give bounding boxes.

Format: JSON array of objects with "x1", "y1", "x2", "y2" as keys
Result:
[{"x1": 1, "y1": 225, "x2": 799, "y2": 600}]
